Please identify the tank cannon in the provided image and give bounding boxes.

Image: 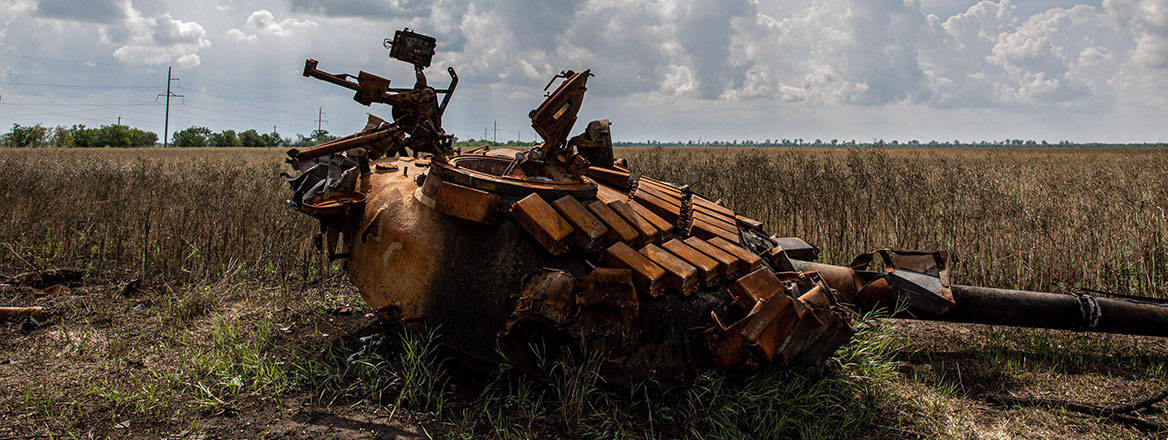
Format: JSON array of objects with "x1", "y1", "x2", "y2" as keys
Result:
[{"x1": 284, "y1": 29, "x2": 1168, "y2": 385}]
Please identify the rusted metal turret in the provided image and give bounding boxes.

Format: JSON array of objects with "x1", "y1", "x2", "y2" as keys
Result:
[{"x1": 284, "y1": 29, "x2": 1168, "y2": 385}]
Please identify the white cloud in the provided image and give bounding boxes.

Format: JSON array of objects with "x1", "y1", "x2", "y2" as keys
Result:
[
  {"x1": 227, "y1": 9, "x2": 316, "y2": 42},
  {"x1": 2, "y1": 0, "x2": 1167, "y2": 141},
  {"x1": 110, "y1": 6, "x2": 210, "y2": 67},
  {"x1": 1105, "y1": 0, "x2": 1168, "y2": 68}
]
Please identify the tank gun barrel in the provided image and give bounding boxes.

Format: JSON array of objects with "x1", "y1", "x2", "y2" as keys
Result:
[
  {"x1": 926, "y1": 285, "x2": 1168, "y2": 337},
  {"x1": 783, "y1": 254, "x2": 1168, "y2": 337}
]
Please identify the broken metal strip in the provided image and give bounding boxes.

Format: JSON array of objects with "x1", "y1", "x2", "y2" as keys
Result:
[
  {"x1": 602, "y1": 242, "x2": 666, "y2": 297},
  {"x1": 661, "y1": 238, "x2": 722, "y2": 286},
  {"x1": 690, "y1": 194, "x2": 736, "y2": 217},
  {"x1": 587, "y1": 200, "x2": 642, "y2": 245},
  {"x1": 629, "y1": 200, "x2": 675, "y2": 238},
  {"x1": 730, "y1": 267, "x2": 785, "y2": 311},
  {"x1": 584, "y1": 166, "x2": 631, "y2": 190},
  {"x1": 638, "y1": 243, "x2": 699, "y2": 295},
  {"x1": 637, "y1": 177, "x2": 684, "y2": 196},
  {"x1": 609, "y1": 200, "x2": 660, "y2": 244},
  {"x1": 552, "y1": 195, "x2": 610, "y2": 251},
  {"x1": 736, "y1": 215, "x2": 764, "y2": 230},
  {"x1": 433, "y1": 180, "x2": 501, "y2": 224},
  {"x1": 634, "y1": 182, "x2": 685, "y2": 208},
  {"x1": 594, "y1": 182, "x2": 629, "y2": 205},
  {"x1": 773, "y1": 298, "x2": 827, "y2": 366},
  {"x1": 631, "y1": 189, "x2": 682, "y2": 223},
  {"x1": 684, "y1": 237, "x2": 742, "y2": 278},
  {"x1": 691, "y1": 208, "x2": 738, "y2": 235},
  {"x1": 709, "y1": 237, "x2": 762, "y2": 274},
  {"x1": 510, "y1": 193, "x2": 575, "y2": 255},
  {"x1": 792, "y1": 313, "x2": 856, "y2": 366},
  {"x1": 689, "y1": 217, "x2": 741, "y2": 245}
]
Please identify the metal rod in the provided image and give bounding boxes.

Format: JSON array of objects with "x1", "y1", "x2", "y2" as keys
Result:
[
  {"x1": 295, "y1": 128, "x2": 394, "y2": 161},
  {"x1": 915, "y1": 285, "x2": 1168, "y2": 337}
]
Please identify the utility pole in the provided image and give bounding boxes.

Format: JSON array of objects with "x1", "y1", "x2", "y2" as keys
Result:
[
  {"x1": 493, "y1": 120, "x2": 497, "y2": 144},
  {"x1": 316, "y1": 107, "x2": 327, "y2": 133},
  {"x1": 158, "y1": 66, "x2": 182, "y2": 147},
  {"x1": 117, "y1": 116, "x2": 121, "y2": 126}
]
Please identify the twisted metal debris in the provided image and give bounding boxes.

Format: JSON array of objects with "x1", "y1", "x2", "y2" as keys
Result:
[{"x1": 284, "y1": 29, "x2": 1168, "y2": 385}]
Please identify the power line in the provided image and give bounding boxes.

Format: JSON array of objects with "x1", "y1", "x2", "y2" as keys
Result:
[
  {"x1": 177, "y1": 87, "x2": 312, "y2": 119},
  {"x1": 0, "y1": 81, "x2": 155, "y2": 90},
  {"x1": 180, "y1": 71, "x2": 288, "y2": 99},
  {"x1": 0, "y1": 52, "x2": 156, "y2": 68},
  {"x1": 182, "y1": 103, "x2": 314, "y2": 126}
]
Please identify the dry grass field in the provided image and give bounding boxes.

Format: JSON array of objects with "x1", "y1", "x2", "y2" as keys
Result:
[{"x1": 1, "y1": 146, "x2": 1167, "y2": 439}]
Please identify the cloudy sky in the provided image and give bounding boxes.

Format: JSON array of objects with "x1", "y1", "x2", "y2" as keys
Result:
[{"x1": 1, "y1": 0, "x2": 1166, "y2": 143}]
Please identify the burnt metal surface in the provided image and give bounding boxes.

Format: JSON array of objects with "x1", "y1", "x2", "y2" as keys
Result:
[{"x1": 282, "y1": 28, "x2": 1168, "y2": 387}]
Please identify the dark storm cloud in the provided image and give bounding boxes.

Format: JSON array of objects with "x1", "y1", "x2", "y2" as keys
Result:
[
  {"x1": 285, "y1": 0, "x2": 430, "y2": 18},
  {"x1": 35, "y1": 0, "x2": 125, "y2": 23}
]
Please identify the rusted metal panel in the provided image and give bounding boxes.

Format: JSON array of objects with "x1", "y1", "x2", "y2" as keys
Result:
[
  {"x1": 631, "y1": 189, "x2": 682, "y2": 223},
  {"x1": 530, "y1": 70, "x2": 590, "y2": 151},
  {"x1": 742, "y1": 294, "x2": 801, "y2": 361},
  {"x1": 773, "y1": 298, "x2": 826, "y2": 366},
  {"x1": 433, "y1": 180, "x2": 501, "y2": 224},
  {"x1": 634, "y1": 183, "x2": 684, "y2": 209},
  {"x1": 689, "y1": 216, "x2": 741, "y2": 245},
  {"x1": 576, "y1": 268, "x2": 639, "y2": 347},
  {"x1": 629, "y1": 201, "x2": 675, "y2": 238},
  {"x1": 585, "y1": 166, "x2": 631, "y2": 190},
  {"x1": 730, "y1": 267, "x2": 784, "y2": 310},
  {"x1": 594, "y1": 182, "x2": 629, "y2": 204},
  {"x1": 551, "y1": 195, "x2": 610, "y2": 251},
  {"x1": 709, "y1": 237, "x2": 762, "y2": 274},
  {"x1": 609, "y1": 200, "x2": 660, "y2": 244},
  {"x1": 0, "y1": 306, "x2": 46, "y2": 322},
  {"x1": 851, "y1": 249, "x2": 955, "y2": 314},
  {"x1": 638, "y1": 243, "x2": 698, "y2": 295},
  {"x1": 793, "y1": 312, "x2": 856, "y2": 366},
  {"x1": 510, "y1": 269, "x2": 576, "y2": 327},
  {"x1": 638, "y1": 177, "x2": 684, "y2": 197},
  {"x1": 661, "y1": 238, "x2": 722, "y2": 286},
  {"x1": 789, "y1": 260, "x2": 865, "y2": 304},
  {"x1": 511, "y1": 193, "x2": 574, "y2": 255},
  {"x1": 769, "y1": 237, "x2": 819, "y2": 261},
  {"x1": 577, "y1": 268, "x2": 638, "y2": 309},
  {"x1": 587, "y1": 200, "x2": 642, "y2": 246},
  {"x1": 602, "y1": 242, "x2": 666, "y2": 297},
  {"x1": 692, "y1": 209, "x2": 738, "y2": 234},
  {"x1": 691, "y1": 194, "x2": 735, "y2": 218},
  {"x1": 736, "y1": 215, "x2": 763, "y2": 230},
  {"x1": 683, "y1": 237, "x2": 741, "y2": 278}
]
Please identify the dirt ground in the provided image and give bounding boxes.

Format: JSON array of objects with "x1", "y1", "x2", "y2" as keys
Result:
[{"x1": 3, "y1": 272, "x2": 1167, "y2": 439}]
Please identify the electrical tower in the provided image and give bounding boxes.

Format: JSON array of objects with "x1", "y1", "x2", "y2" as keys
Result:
[
  {"x1": 316, "y1": 107, "x2": 328, "y2": 134},
  {"x1": 157, "y1": 66, "x2": 183, "y2": 147}
]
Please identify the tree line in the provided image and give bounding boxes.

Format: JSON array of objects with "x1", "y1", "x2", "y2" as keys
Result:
[
  {"x1": 2, "y1": 123, "x2": 341, "y2": 148},
  {"x1": 1, "y1": 123, "x2": 158, "y2": 148},
  {"x1": 5, "y1": 122, "x2": 1165, "y2": 149}
]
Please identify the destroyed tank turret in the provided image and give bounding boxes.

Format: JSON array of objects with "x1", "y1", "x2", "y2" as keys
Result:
[{"x1": 284, "y1": 29, "x2": 1168, "y2": 386}]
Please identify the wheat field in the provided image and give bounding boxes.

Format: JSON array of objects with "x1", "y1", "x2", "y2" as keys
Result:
[{"x1": 2, "y1": 146, "x2": 1164, "y2": 296}]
